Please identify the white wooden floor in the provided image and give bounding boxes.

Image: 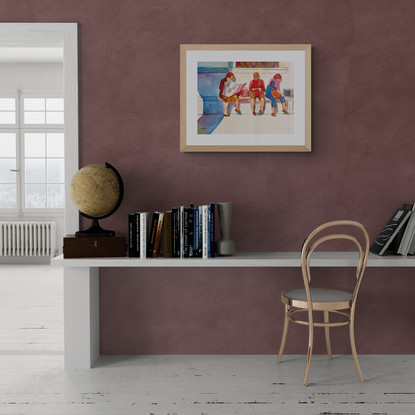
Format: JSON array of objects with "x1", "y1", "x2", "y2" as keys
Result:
[{"x1": 0, "y1": 265, "x2": 414, "y2": 415}]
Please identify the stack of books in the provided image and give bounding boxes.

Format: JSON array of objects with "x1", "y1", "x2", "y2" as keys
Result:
[
  {"x1": 128, "y1": 203, "x2": 216, "y2": 259},
  {"x1": 370, "y1": 202, "x2": 415, "y2": 256}
]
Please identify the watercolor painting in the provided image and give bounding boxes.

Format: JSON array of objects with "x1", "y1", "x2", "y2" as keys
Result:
[
  {"x1": 197, "y1": 61, "x2": 294, "y2": 136},
  {"x1": 180, "y1": 45, "x2": 311, "y2": 152}
]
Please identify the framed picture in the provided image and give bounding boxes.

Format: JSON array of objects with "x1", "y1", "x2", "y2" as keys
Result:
[{"x1": 180, "y1": 44, "x2": 311, "y2": 152}]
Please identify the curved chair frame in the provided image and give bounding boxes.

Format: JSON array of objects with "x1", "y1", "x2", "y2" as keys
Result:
[{"x1": 277, "y1": 220, "x2": 370, "y2": 387}]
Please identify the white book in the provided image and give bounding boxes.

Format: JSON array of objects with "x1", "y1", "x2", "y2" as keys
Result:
[
  {"x1": 202, "y1": 205, "x2": 209, "y2": 259},
  {"x1": 408, "y1": 231, "x2": 415, "y2": 255},
  {"x1": 397, "y1": 204, "x2": 415, "y2": 255},
  {"x1": 139, "y1": 212, "x2": 149, "y2": 258}
]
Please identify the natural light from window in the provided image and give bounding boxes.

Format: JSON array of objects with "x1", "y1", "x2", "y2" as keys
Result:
[{"x1": 0, "y1": 93, "x2": 64, "y2": 210}]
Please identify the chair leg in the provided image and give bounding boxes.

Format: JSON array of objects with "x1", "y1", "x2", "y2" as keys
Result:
[
  {"x1": 277, "y1": 305, "x2": 290, "y2": 364},
  {"x1": 324, "y1": 311, "x2": 332, "y2": 360},
  {"x1": 349, "y1": 315, "x2": 364, "y2": 382},
  {"x1": 303, "y1": 321, "x2": 313, "y2": 387}
]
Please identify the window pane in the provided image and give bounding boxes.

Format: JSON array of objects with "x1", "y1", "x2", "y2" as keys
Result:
[
  {"x1": 46, "y1": 98, "x2": 64, "y2": 111},
  {"x1": 0, "y1": 98, "x2": 15, "y2": 111},
  {"x1": 25, "y1": 158, "x2": 45, "y2": 183},
  {"x1": 0, "y1": 133, "x2": 16, "y2": 157},
  {"x1": 24, "y1": 111, "x2": 46, "y2": 124},
  {"x1": 0, "y1": 159, "x2": 17, "y2": 183},
  {"x1": 46, "y1": 133, "x2": 64, "y2": 157},
  {"x1": 46, "y1": 111, "x2": 64, "y2": 124},
  {"x1": 47, "y1": 159, "x2": 64, "y2": 183},
  {"x1": 0, "y1": 112, "x2": 16, "y2": 124},
  {"x1": 24, "y1": 98, "x2": 45, "y2": 111},
  {"x1": 47, "y1": 184, "x2": 65, "y2": 208},
  {"x1": 0, "y1": 184, "x2": 17, "y2": 208},
  {"x1": 25, "y1": 184, "x2": 46, "y2": 208},
  {"x1": 25, "y1": 133, "x2": 45, "y2": 157}
]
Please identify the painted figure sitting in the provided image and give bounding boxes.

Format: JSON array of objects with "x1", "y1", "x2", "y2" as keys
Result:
[
  {"x1": 265, "y1": 73, "x2": 290, "y2": 117},
  {"x1": 248, "y1": 72, "x2": 265, "y2": 116}
]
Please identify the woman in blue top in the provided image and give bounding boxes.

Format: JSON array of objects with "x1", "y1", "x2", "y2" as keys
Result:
[{"x1": 265, "y1": 73, "x2": 289, "y2": 117}]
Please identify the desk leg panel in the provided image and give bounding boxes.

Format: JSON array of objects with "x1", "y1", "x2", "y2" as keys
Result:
[{"x1": 64, "y1": 267, "x2": 99, "y2": 369}]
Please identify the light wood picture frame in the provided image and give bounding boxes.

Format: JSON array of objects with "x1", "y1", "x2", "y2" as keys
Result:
[{"x1": 180, "y1": 44, "x2": 311, "y2": 152}]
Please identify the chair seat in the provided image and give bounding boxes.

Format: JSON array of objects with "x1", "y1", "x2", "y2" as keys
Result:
[{"x1": 282, "y1": 288, "x2": 353, "y2": 310}]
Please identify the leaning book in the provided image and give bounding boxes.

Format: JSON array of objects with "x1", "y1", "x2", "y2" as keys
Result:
[
  {"x1": 370, "y1": 208, "x2": 412, "y2": 256},
  {"x1": 397, "y1": 203, "x2": 415, "y2": 255}
]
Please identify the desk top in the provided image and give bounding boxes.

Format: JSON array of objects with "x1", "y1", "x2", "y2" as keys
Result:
[{"x1": 51, "y1": 252, "x2": 415, "y2": 268}]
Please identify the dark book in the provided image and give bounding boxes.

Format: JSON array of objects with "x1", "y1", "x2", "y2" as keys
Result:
[
  {"x1": 390, "y1": 202, "x2": 415, "y2": 253},
  {"x1": 128, "y1": 213, "x2": 134, "y2": 256},
  {"x1": 163, "y1": 211, "x2": 173, "y2": 258},
  {"x1": 184, "y1": 205, "x2": 194, "y2": 257},
  {"x1": 183, "y1": 207, "x2": 190, "y2": 257},
  {"x1": 152, "y1": 212, "x2": 164, "y2": 258},
  {"x1": 172, "y1": 207, "x2": 179, "y2": 257},
  {"x1": 189, "y1": 204, "x2": 194, "y2": 257},
  {"x1": 128, "y1": 213, "x2": 139, "y2": 257},
  {"x1": 370, "y1": 208, "x2": 412, "y2": 256},
  {"x1": 134, "y1": 212, "x2": 140, "y2": 257},
  {"x1": 147, "y1": 212, "x2": 161, "y2": 258}
]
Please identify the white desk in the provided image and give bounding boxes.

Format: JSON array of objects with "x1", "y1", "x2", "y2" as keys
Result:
[{"x1": 51, "y1": 252, "x2": 415, "y2": 369}]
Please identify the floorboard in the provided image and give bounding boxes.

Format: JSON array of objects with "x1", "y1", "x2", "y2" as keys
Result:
[{"x1": 0, "y1": 265, "x2": 414, "y2": 414}]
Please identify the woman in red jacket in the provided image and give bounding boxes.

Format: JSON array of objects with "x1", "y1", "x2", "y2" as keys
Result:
[{"x1": 248, "y1": 72, "x2": 265, "y2": 116}]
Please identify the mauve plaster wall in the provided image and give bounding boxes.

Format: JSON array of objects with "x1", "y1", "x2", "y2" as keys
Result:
[{"x1": 3, "y1": 0, "x2": 415, "y2": 354}]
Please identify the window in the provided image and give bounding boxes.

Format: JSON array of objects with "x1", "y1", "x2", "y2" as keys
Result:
[{"x1": 0, "y1": 91, "x2": 64, "y2": 212}]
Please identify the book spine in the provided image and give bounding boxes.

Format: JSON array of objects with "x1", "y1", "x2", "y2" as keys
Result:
[
  {"x1": 147, "y1": 212, "x2": 160, "y2": 258},
  {"x1": 183, "y1": 208, "x2": 189, "y2": 257},
  {"x1": 134, "y1": 212, "x2": 140, "y2": 257},
  {"x1": 172, "y1": 208, "x2": 179, "y2": 257},
  {"x1": 128, "y1": 213, "x2": 135, "y2": 257},
  {"x1": 209, "y1": 202, "x2": 215, "y2": 258},
  {"x1": 140, "y1": 212, "x2": 149, "y2": 258},
  {"x1": 179, "y1": 206, "x2": 185, "y2": 259},
  {"x1": 193, "y1": 207, "x2": 200, "y2": 257},
  {"x1": 198, "y1": 206, "x2": 203, "y2": 257},
  {"x1": 152, "y1": 212, "x2": 164, "y2": 258},
  {"x1": 202, "y1": 205, "x2": 208, "y2": 259},
  {"x1": 397, "y1": 203, "x2": 415, "y2": 255},
  {"x1": 408, "y1": 232, "x2": 415, "y2": 255},
  {"x1": 189, "y1": 204, "x2": 194, "y2": 257},
  {"x1": 163, "y1": 211, "x2": 173, "y2": 258}
]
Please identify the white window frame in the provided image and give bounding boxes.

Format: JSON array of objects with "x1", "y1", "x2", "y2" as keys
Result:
[{"x1": 0, "y1": 90, "x2": 65, "y2": 215}]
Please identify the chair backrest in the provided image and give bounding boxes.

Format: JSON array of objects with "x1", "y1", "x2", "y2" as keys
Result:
[{"x1": 300, "y1": 220, "x2": 370, "y2": 308}]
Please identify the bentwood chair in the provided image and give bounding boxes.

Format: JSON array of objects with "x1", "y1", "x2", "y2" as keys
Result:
[{"x1": 277, "y1": 220, "x2": 370, "y2": 387}]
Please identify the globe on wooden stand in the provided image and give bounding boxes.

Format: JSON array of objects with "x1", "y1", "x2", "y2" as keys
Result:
[{"x1": 70, "y1": 162, "x2": 124, "y2": 237}]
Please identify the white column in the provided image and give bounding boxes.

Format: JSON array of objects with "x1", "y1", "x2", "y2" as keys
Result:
[{"x1": 63, "y1": 267, "x2": 99, "y2": 369}]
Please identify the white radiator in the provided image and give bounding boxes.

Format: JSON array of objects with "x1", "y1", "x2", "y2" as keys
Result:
[{"x1": 0, "y1": 221, "x2": 57, "y2": 257}]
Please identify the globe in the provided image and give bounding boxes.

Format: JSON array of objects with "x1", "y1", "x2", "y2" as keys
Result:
[{"x1": 70, "y1": 162, "x2": 124, "y2": 237}]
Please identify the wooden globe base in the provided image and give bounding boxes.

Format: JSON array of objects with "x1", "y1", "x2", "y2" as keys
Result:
[{"x1": 75, "y1": 217, "x2": 115, "y2": 237}]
